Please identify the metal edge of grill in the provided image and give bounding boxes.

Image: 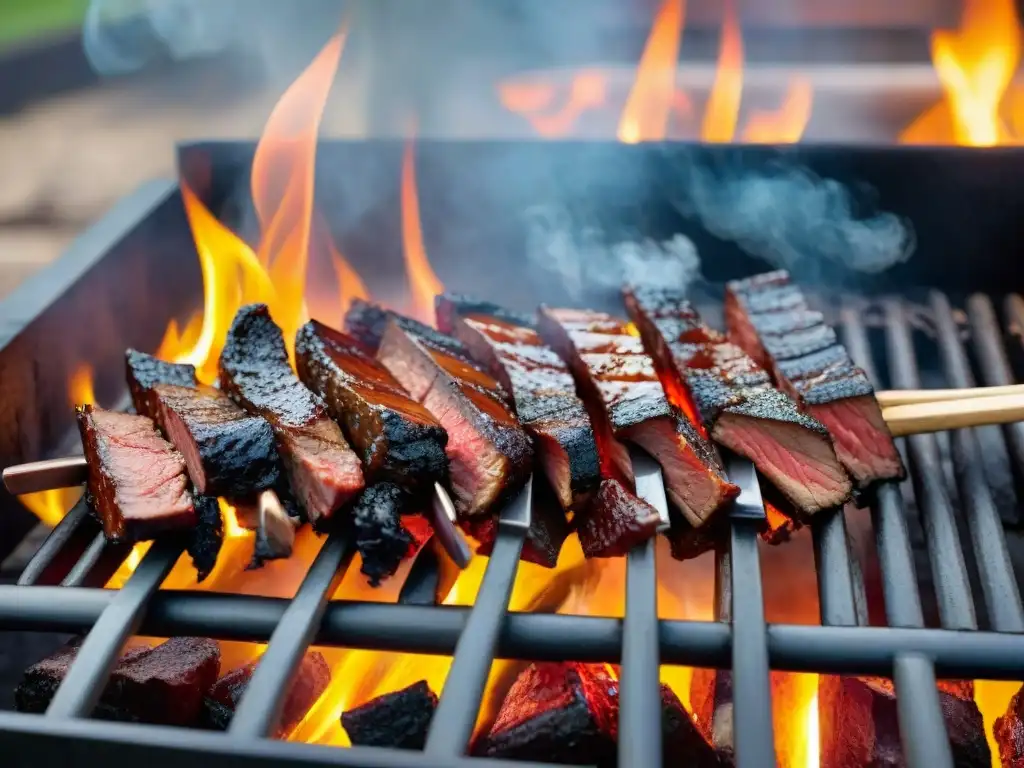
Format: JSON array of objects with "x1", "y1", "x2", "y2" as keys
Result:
[{"x1": 2, "y1": 296, "x2": 1024, "y2": 764}]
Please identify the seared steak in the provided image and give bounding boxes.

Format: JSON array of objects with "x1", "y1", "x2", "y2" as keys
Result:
[
  {"x1": 377, "y1": 317, "x2": 533, "y2": 518},
  {"x1": 295, "y1": 320, "x2": 448, "y2": 491},
  {"x1": 127, "y1": 349, "x2": 280, "y2": 499},
  {"x1": 624, "y1": 285, "x2": 852, "y2": 515},
  {"x1": 77, "y1": 405, "x2": 196, "y2": 542},
  {"x1": 345, "y1": 298, "x2": 461, "y2": 355},
  {"x1": 538, "y1": 307, "x2": 738, "y2": 528},
  {"x1": 725, "y1": 271, "x2": 906, "y2": 492},
  {"x1": 436, "y1": 294, "x2": 600, "y2": 513},
  {"x1": 219, "y1": 304, "x2": 365, "y2": 524}
]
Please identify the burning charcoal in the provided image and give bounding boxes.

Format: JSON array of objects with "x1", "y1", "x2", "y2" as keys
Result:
[
  {"x1": 576, "y1": 478, "x2": 662, "y2": 558},
  {"x1": 724, "y1": 271, "x2": 905, "y2": 494},
  {"x1": 295, "y1": 320, "x2": 448, "y2": 492},
  {"x1": 436, "y1": 294, "x2": 600, "y2": 515},
  {"x1": 994, "y1": 683, "x2": 1024, "y2": 767},
  {"x1": 187, "y1": 495, "x2": 224, "y2": 582},
  {"x1": 818, "y1": 676, "x2": 989, "y2": 768},
  {"x1": 77, "y1": 404, "x2": 197, "y2": 542},
  {"x1": 690, "y1": 667, "x2": 734, "y2": 764},
  {"x1": 479, "y1": 662, "x2": 714, "y2": 767},
  {"x1": 202, "y1": 651, "x2": 330, "y2": 737},
  {"x1": 16, "y1": 637, "x2": 220, "y2": 726},
  {"x1": 353, "y1": 483, "x2": 414, "y2": 586},
  {"x1": 341, "y1": 680, "x2": 438, "y2": 750},
  {"x1": 538, "y1": 307, "x2": 738, "y2": 530},
  {"x1": 377, "y1": 317, "x2": 533, "y2": 519},
  {"x1": 624, "y1": 285, "x2": 852, "y2": 515},
  {"x1": 219, "y1": 304, "x2": 365, "y2": 525},
  {"x1": 125, "y1": 349, "x2": 197, "y2": 427}
]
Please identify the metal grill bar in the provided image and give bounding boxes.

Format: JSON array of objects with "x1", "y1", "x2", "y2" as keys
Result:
[
  {"x1": 423, "y1": 480, "x2": 531, "y2": 758},
  {"x1": 16, "y1": 496, "x2": 92, "y2": 586},
  {"x1": 930, "y1": 291, "x2": 1024, "y2": 632},
  {"x1": 229, "y1": 531, "x2": 354, "y2": 739},
  {"x1": 883, "y1": 298, "x2": 977, "y2": 630},
  {"x1": 811, "y1": 510, "x2": 861, "y2": 626},
  {"x1": 893, "y1": 655, "x2": 954, "y2": 768},
  {"x1": 44, "y1": 537, "x2": 183, "y2": 718},
  {"x1": 620, "y1": 449, "x2": 667, "y2": 768},
  {"x1": 840, "y1": 308, "x2": 926, "y2": 628}
]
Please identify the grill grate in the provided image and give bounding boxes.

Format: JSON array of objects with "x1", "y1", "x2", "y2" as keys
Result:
[{"x1": 2, "y1": 291, "x2": 1024, "y2": 768}]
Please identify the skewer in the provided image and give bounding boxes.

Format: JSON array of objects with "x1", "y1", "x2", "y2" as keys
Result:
[
  {"x1": 2, "y1": 456, "x2": 473, "y2": 570},
  {"x1": 876, "y1": 384, "x2": 1024, "y2": 407},
  {"x1": 882, "y1": 394, "x2": 1024, "y2": 437}
]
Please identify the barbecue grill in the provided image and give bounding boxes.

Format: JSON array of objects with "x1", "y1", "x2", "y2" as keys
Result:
[{"x1": 1, "y1": 140, "x2": 1024, "y2": 768}]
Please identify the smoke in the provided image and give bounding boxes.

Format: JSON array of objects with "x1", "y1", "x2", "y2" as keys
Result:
[{"x1": 672, "y1": 157, "x2": 916, "y2": 276}]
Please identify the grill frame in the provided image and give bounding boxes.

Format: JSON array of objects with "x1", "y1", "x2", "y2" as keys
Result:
[{"x1": 4, "y1": 141, "x2": 1024, "y2": 767}]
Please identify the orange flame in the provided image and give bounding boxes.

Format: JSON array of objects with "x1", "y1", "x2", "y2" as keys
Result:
[
  {"x1": 618, "y1": 0, "x2": 686, "y2": 143},
  {"x1": 500, "y1": 70, "x2": 609, "y2": 137},
  {"x1": 741, "y1": 77, "x2": 814, "y2": 144},
  {"x1": 156, "y1": 29, "x2": 351, "y2": 379},
  {"x1": 701, "y1": 0, "x2": 744, "y2": 143},
  {"x1": 901, "y1": 0, "x2": 1022, "y2": 146},
  {"x1": 401, "y1": 140, "x2": 444, "y2": 324}
]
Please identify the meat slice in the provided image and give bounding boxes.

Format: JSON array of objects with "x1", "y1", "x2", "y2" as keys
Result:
[
  {"x1": 376, "y1": 317, "x2": 533, "y2": 518},
  {"x1": 202, "y1": 651, "x2": 330, "y2": 737},
  {"x1": 17, "y1": 637, "x2": 220, "y2": 726},
  {"x1": 295, "y1": 320, "x2": 448, "y2": 491},
  {"x1": 436, "y1": 294, "x2": 600, "y2": 513},
  {"x1": 77, "y1": 404, "x2": 196, "y2": 542},
  {"x1": 219, "y1": 304, "x2": 365, "y2": 524},
  {"x1": 625, "y1": 285, "x2": 852, "y2": 515},
  {"x1": 725, "y1": 271, "x2": 906, "y2": 491},
  {"x1": 345, "y1": 297, "x2": 463, "y2": 356},
  {"x1": 187, "y1": 495, "x2": 224, "y2": 582},
  {"x1": 127, "y1": 349, "x2": 281, "y2": 499},
  {"x1": 342, "y1": 680, "x2": 438, "y2": 750},
  {"x1": 538, "y1": 307, "x2": 738, "y2": 527}
]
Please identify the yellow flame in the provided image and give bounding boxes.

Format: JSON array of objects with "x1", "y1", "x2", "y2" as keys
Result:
[{"x1": 401, "y1": 140, "x2": 445, "y2": 325}]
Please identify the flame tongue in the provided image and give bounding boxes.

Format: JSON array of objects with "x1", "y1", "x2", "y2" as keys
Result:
[{"x1": 700, "y1": 0, "x2": 743, "y2": 143}]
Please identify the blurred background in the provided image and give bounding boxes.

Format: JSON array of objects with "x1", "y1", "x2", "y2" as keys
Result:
[{"x1": 0, "y1": 0, "x2": 1013, "y2": 298}]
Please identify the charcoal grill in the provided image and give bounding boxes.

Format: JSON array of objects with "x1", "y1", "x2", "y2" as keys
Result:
[{"x1": 1, "y1": 141, "x2": 1024, "y2": 768}]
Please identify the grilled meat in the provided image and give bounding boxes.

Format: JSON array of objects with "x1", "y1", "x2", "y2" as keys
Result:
[
  {"x1": 376, "y1": 317, "x2": 533, "y2": 518},
  {"x1": 538, "y1": 307, "x2": 738, "y2": 527},
  {"x1": 345, "y1": 298, "x2": 461, "y2": 355},
  {"x1": 724, "y1": 271, "x2": 906, "y2": 492},
  {"x1": 625, "y1": 285, "x2": 852, "y2": 515},
  {"x1": 126, "y1": 349, "x2": 281, "y2": 499},
  {"x1": 295, "y1": 320, "x2": 448, "y2": 491},
  {"x1": 77, "y1": 404, "x2": 196, "y2": 542},
  {"x1": 436, "y1": 294, "x2": 600, "y2": 513},
  {"x1": 219, "y1": 304, "x2": 365, "y2": 524},
  {"x1": 187, "y1": 495, "x2": 224, "y2": 582},
  {"x1": 202, "y1": 651, "x2": 330, "y2": 736}
]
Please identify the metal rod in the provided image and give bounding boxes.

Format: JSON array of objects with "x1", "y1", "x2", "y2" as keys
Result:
[
  {"x1": 840, "y1": 306, "x2": 926, "y2": 628},
  {"x1": 430, "y1": 481, "x2": 473, "y2": 569},
  {"x1": 60, "y1": 532, "x2": 116, "y2": 587},
  {"x1": 723, "y1": 453, "x2": 774, "y2": 768},
  {"x1": 16, "y1": 495, "x2": 94, "y2": 586},
  {"x1": 45, "y1": 537, "x2": 183, "y2": 718},
  {"x1": 3, "y1": 456, "x2": 87, "y2": 496},
  {"x1": 423, "y1": 479, "x2": 531, "y2": 758},
  {"x1": 811, "y1": 507, "x2": 861, "y2": 627},
  {"x1": 883, "y1": 298, "x2": 977, "y2": 630},
  {"x1": 893, "y1": 654, "x2": 955, "y2": 768},
  {"x1": 619, "y1": 447, "x2": 665, "y2": 768},
  {"x1": 930, "y1": 291, "x2": 1024, "y2": 632},
  {"x1": 228, "y1": 530, "x2": 354, "y2": 739}
]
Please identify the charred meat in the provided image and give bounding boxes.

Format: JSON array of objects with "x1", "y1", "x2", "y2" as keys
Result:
[
  {"x1": 538, "y1": 307, "x2": 738, "y2": 528},
  {"x1": 436, "y1": 294, "x2": 600, "y2": 513},
  {"x1": 377, "y1": 317, "x2": 533, "y2": 518},
  {"x1": 127, "y1": 349, "x2": 280, "y2": 499},
  {"x1": 202, "y1": 651, "x2": 330, "y2": 736},
  {"x1": 295, "y1": 320, "x2": 448, "y2": 491},
  {"x1": 219, "y1": 304, "x2": 365, "y2": 524},
  {"x1": 77, "y1": 404, "x2": 196, "y2": 542},
  {"x1": 17, "y1": 637, "x2": 220, "y2": 727},
  {"x1": 187, "y1": 495, "x2": 224, "y2": 582},
  {"x1": 625, "y1": 285, "x2": 852, "y2": 515},
  {"x1": 341, "y1": 680, "x2": 438, "y2": 750},
  {"x1": 345, "y1": 298, "x2": 463, "y2": 355},
  {"x1": 725, "y1": 271, "x2": 906, "y2": 492}
]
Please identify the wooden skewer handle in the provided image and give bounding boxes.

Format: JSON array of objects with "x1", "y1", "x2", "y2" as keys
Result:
[
  {"x1": 883, "y1": 394, "x2": 1024, "y2": 437},
  {"x1": 3, "y1": 456, "x2": 88, "y2": 496},
  {"x1": 876, "y1": 384, "x2": 1024, "y2": 408}
]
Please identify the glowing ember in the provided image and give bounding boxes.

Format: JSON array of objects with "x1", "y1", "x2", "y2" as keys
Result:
[
  {"x1": 901, "y1": 0, "x2": 1022, "y2": 146},
  {"x1": 401, "y1": 140, "x2": 445, "y2": 325}
]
